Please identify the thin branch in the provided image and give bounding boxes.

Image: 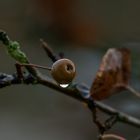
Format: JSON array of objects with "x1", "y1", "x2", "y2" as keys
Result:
[
  {"x1": 114, "y1": 83, "x2": 140, "y2": 99},
  {"x1": 0, "y1": 30, "x2": 10, "y2": 45},
  {"x1": 125, "y1": 85, "x2": 140, "y2": 98},
  {"x1": 100, "y1": 134, "x2": 126, "y2": 140},
  {"x1": 18, "y1": 63, "x2": 52, "y2": 71},
  {"x1": 96, "y1": 101, "x2": 140, "y2": 128},
  {"x1": 92, "y1": 107, "x2": 105, "y2": 134},
  {"x1": 0, "y1": 68, "x2": 140, "y2": 129},
  {"x1": 22, "y1": 65, "x2": 140, "y2": 128},
  {"x1": 0, "y1": 31, "x2": 140, "y2": 137},
  {"x1": 0, "y1": 72, "x2": 36, "y2": 88},
  {"x1": 40, "y1": 39, "x2": 58, "y2": 62}
]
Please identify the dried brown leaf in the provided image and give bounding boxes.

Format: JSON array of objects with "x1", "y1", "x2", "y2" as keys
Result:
[{"x1": 90, "y1": 48, "x2": 131, "y2": 100}]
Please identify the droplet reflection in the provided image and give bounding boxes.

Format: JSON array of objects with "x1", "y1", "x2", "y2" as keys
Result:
[{"x1": 60, "y1": 84, "x2": 69, "y2": 88}]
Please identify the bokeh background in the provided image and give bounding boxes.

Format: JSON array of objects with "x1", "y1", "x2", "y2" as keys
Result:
[{"x1": 0, "y1": 0, "x2": 140, "y2": 140}]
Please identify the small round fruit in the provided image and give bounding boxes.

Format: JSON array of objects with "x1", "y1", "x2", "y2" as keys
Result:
[{"x1": 51, "y1": 58, "x2": 76, "y2": 84}]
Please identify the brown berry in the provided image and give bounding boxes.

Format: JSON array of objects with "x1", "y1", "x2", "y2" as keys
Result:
[{"x1": 51, "y1": 58, "x2": 76, "y2": 84}]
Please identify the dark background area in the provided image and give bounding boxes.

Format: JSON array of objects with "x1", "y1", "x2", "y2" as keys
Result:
[{"x1": 0, "y1": 0, "x2": 140, "y2": 140}]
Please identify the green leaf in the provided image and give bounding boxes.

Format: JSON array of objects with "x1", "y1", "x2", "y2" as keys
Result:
[{"x1": 7, "y1": 41, "x2": 28, "y2": 63}]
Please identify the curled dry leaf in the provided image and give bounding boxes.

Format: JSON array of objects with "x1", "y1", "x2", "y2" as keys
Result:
[{"x1": 90, "y1": 48, "x2": 131, "y2": 100}]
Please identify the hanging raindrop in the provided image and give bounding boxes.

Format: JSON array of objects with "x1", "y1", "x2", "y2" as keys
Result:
[{"x1": 59, "y1": 84, "x2": 69, "y2": 88}]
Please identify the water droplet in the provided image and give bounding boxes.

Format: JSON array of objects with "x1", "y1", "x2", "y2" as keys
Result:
[{"x1": 60, "y1": 84, "x2": 69, "y2": 88}]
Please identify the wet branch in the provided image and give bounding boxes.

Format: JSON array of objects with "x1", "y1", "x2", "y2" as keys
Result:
[
  {"x1": 0, "y1": 30, "x2": 140, "y2": 137},
  {"x1": 0, "y1": 67, "x2": 140, "y2": 130}
]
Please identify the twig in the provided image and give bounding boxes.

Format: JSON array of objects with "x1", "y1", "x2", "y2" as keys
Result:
[
  {"x1": 40, "y1": 39, "x2": 65, "y2": 61},
  {"x1": 0, "y1": 69, "x2": 140, "y2": 129},
  {"x1": 15, "y1": 63, "x2": 24, "y2": 80},
  {"x1": 96, "y1": 101, "x2": 140, "y2": 128},
  {"x1": 125, "y1": 85, "x2": 140, "y2": 98},
  {"x1": 0, "y1": 72, "x2": 36, "y2": 88},
  {"x1": 18, "y1": 63, "x2": 52, "y2": 71},
  {"x1": 24, "y1": 67, "x2": 140, "y2": 128},
  {"x1": 92, "y1": 107, "x2": 105, "y2": 135},
  {"x1": 40, "y1": 39, "x2": 58, "y2": 62},
  {"x1": 0, "y1": 30, "x2": 10, "y2": 45},
  {"x1": 0, "y1": 31, "x2": 140, "y2": 138},
  {"x1": 100, "y1": 134, "x2": 126, "y2": 140},
  {"x1": 115, "y1": 84, "x2": 140, "y2": 98}
]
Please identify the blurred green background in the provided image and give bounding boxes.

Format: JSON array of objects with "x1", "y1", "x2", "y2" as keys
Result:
[{"x1": 0, "y1": 0, "x2": 140, "y2": 140}]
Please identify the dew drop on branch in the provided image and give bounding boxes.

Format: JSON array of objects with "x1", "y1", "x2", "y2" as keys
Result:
[{"x1": 60, "y1": 84, "x2": 69, "y2": 88}]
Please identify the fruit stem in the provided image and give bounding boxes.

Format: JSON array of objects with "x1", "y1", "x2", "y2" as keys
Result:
[{"x1": 20, "y1": 63, "x2": 52, "y2": 71}]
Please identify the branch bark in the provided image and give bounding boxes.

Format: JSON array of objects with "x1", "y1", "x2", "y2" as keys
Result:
[
  {"x1": 0, "y1": 30, "x2": 140, "y2": 137},
  {"x1": 0, "y1": 71, "x2": 140, "y2": 128}
]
